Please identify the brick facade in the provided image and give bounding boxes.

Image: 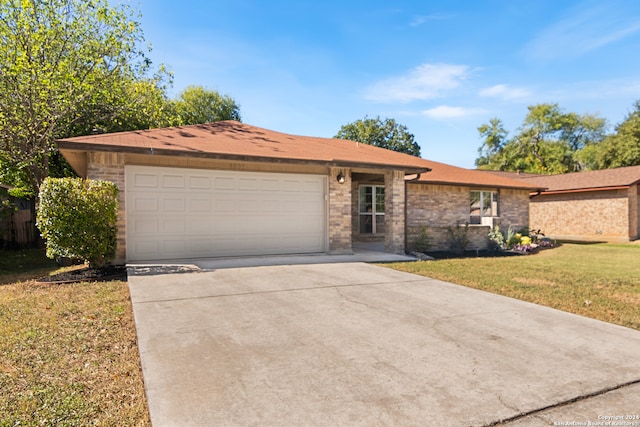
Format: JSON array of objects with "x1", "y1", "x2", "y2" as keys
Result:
[
  {"x1": 384, "y1": 170, "x2": 406, "y2": 254},
  {"x1": 328, "y1": 167, "x2": 353, "y2": 254},
  {"x1": 630, "y1": 185, "x2": 639, "y2": 240},
  {"x1": 86, "y1": 152, "x2": 127, "y2": 264},
  {"x1": 406, "y1": 183, "x2": 530, "y2": 252},
  {"x1": 82, "y1": 151, "x2": 536, "y2": 261},
  {"x1": 530, "y1": 187, "x2": 639, "y2": 242},
  {"x1": 499, "y1": 188, "x2": 530, "y2": 229}
]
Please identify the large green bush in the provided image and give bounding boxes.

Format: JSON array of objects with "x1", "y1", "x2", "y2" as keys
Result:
[{"x1": 37, "y1": 178, "x2": 119, "y2": 268}]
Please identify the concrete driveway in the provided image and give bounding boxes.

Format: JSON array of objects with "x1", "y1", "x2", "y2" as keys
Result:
[{"x1": 128, "y1": 262, "x2": 640, "y2": 426}]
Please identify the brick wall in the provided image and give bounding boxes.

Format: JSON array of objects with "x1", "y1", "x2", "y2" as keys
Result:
[
  {"x1": 86, "y1": 152, "x2": 126, "y2": 264},
  {"x1": 499, "y1": 188, "x2": 530, "y2": 230},
  {"x1": 328, "y1": 167, "x2": 353, "y2": 254},
  {"x1": 384, "y1": 170, "x2": 405, "y2": 254},
  {"x1": 406, "y1": 183, "x2": 530, "y2": 252},
  {"x1": 630, "y1": 185, "x2": 639, "y2": 240},
  {"x1": 530, "y1": 189, "x2": 631, "y2": 241}
]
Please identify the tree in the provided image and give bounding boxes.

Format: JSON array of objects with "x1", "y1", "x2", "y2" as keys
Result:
[
  {"x1": 173, "y1": 85, "x2": 241, "y2": 125},
  {"x1": 476, "y1": 118, "x2": 508, "y2": 168},
  {"x1": 577, "y1": 100, "x2": 640, "y2": 169},
  {"x1": 335, "y1": 116, "x2": 421, "y2": 157},
  {"x1": 70, "y1": 71, "x2": 178, "y2": 136},
  {"x1": 475, "y1": 103, "x2": 607, "y2": 173},
  {"x1": 0, "y1": 0, "x2": 156, "y2": 195}
]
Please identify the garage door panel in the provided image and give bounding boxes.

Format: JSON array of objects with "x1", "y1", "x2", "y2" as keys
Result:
[
  {"x1": 133, "y1": 197, "x2": 159, "y2": 212},
  {"x1": 303, "y1": 180, "x2": 323, "y2": 192},
  {"x1": 189, "y1": 199, "x2": 211, "y2": 211},
  {"x1": 126, "y1": 166, "x2": 326, "y2": 261},
  {"x1": 260, "y1": 179, "x2": 280, "y2": 191},
  {"x1": 133, "y1": 173, "x2": 158, "y2": 188},
  {"x1": 163, "y1": 198, "x2": 186, "y2": 212},
  {"x1": 188, "y1": 219, "x2": 213, "y2": 233},
  {"x1": 130, "y1": 218, "x2": 159, "y2": 234},
  {"x1": 188, "y1": 176, "x2": 211, "y2": 189},
  {"x1": 214, "y1": 177, "x2": 235, "y2": 190},
  {"x1": 162, "y1": 175, "x2": 185, "y2": 188}
]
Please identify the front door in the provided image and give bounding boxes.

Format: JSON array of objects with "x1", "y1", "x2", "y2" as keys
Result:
[{"x1": 359, "y1": 185, "x2": 385, "y2": 235}]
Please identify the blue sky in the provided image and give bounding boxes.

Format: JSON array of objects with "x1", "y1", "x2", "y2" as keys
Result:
[{"x1": 135, "y1": 0, "x2": 640, "y2": 168}]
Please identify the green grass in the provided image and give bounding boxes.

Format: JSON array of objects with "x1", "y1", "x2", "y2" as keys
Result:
[
  {"x1": 386, "y1": 243, "x2": 640, "y2": 330},
  {"x1": 0, "y1": 249, "x2": 150, "y2": 426}
]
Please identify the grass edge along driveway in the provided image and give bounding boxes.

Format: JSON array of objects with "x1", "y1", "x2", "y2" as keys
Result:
[
  {"x1": 386, "y1": 242, "x2": 640, "y2": 331},
  {"x1": 0, "y1": 249, "x2": 150, "y2": 426}
]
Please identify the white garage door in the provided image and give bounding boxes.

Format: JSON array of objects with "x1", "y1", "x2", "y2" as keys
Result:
[{"x1": 125, "y1": 166, "x2": 326, "y2": 261}]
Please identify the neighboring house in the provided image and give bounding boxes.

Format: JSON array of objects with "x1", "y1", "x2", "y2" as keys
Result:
[
  {"x1": 520, "y1": 166, "x2": 640, "y2": 242},
  {"x1": 56, "y1": 121, "x2": 538, "y2": 263}
]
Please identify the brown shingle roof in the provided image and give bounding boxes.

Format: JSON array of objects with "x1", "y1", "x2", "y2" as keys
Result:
[
  {"x1": 57, "y1": 120, "x2": 539, "y2": 190},
  {"x1": 477, "y1": 170, "x2": 545, "y2": 179},
  {"x1": 412, "y1": 159, "x2": 542, "y2": 190},
  {"x1": 58, "y1": 121, "x2": 434, "y2": 172},
  {"x1": 517, "y1": 165, "x2": 640, "y2": 193}
]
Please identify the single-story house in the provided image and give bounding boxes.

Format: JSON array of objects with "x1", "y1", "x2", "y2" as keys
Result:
[
  {"x1": 56, "y1": 121, "x2": 539, "y2": 263},
  {"x1": 518, "y1": 166, "x2": 640, "y2": 242}
]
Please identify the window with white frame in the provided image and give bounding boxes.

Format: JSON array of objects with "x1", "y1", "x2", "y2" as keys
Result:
[
  {"x1": 470, "y1": 190, "x2": 499, "y2": 225},
  {"x1": 359, "y1": 185, "x2": 385, "y2": 234}
]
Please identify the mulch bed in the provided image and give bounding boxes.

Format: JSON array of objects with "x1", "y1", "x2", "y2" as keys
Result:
[
  {"x1": 37, "y1": 265, "x2": 128, "y2": 284},
  {"x1": 424, "y1": 250, "x2": 525, "y2": 259}
]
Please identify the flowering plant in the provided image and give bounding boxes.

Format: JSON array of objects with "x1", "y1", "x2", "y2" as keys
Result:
[{"x1": 488, "y1": 226, "x2": 555, "y2": 254}]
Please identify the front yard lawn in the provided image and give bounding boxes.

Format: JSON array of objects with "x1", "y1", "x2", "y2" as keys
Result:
[
  {"x1": 386, "y1": 243, "x2": 640, "y2": 331},
  {"x1": 0, "y1": 249, "x2": 150, "y2": 426}
]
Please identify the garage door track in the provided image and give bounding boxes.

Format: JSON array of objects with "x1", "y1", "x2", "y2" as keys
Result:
[{"x1": 128, "y1": 262, "x2": 640, "y2": 426}]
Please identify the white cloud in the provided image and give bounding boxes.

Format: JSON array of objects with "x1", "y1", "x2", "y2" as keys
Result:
[
  {"x1": 409, "y1": 13, "x2": 451, "y2": 27},
  {"x1": 524, "y1": 1, "x2": 640, "y2": 61},
  {"x1": 422, "y1": 105, "x2": 486, "y2": 119},
  {"x1": 364, "y1": 63, "x2": 470, "y2": 103},
  {"x1": 479, "y1": 84, "x2": 531, "y2": 101}
]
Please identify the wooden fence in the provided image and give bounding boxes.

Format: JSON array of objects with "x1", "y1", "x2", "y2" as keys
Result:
[{"x1": 0, "y1": 208, "x2": 37, "y2": 248}]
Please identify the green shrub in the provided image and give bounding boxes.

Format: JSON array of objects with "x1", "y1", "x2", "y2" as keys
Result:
[
  {"x1": 447, "y1": 222, "x2": 470, "y2": 255},
  {"x1": 37, "y1": 178, "x2": 119, "y2": 268},
  {"x1": 414, "y1": 225, "x2": 430, "y2": 252}
]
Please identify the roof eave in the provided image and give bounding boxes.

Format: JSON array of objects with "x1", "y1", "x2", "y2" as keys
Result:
[
  {"x1": 55, "y1": 141, "x2": 432, "y2": 175},
  {"x1": 532, "y1": 185, "x2": 631, "y2": 196},
  {"x1": 408, "y1": 179, "x2": 542, "y2": 191}
]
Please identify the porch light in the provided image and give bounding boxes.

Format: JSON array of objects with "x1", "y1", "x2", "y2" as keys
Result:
[{"x1": 336, "y1": 172, "x2": 345, "y2": 184}]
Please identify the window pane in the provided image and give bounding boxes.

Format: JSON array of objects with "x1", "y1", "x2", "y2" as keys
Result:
[
  {"x1": 470, "y1": 191, "x2": 481, "y2": 216},
  {"x1": 359, "y1": 186, "x2": 373, "y2": 213},
  {"x1": 375, "y1": 187, "x2": 385, "y2": 213},
  {"x1": 375, "y1": 215, "x2": 385, "y2": 234},
  {"x1": 360, "y1": 214, "x2": 373, "y2": 233},
  {"x1": 481, "y1": 191, "x2": 492, "y2": 216}
]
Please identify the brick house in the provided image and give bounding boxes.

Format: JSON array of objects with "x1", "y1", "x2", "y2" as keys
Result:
[
  {"x1": 56, "y1": 121, "x2": 537, "y2": 263},
  {"x1": 404, "y1": 161, "x2": 537, "y2": 252},
  {"x1": 519, "y1": 166, "x2": 640, "y2": 242}
]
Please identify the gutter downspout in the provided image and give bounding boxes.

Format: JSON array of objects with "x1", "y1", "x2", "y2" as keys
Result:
[{"x1": 529, "y1": 189, "x2": 544, "y2": 199}]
